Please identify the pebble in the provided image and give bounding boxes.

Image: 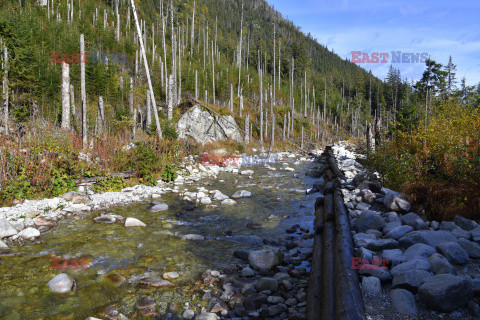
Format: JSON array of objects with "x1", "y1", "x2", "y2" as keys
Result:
[
  {"x1": 163, "y1": 271, "x2": 179, "y2": 279},
  {"x1": 181, "y1": 234, "x2": 205, "y2": 241}
]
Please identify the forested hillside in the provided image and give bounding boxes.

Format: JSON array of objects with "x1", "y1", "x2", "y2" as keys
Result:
[{"x1": 1, "y1": 0, "x2": 480, "y2": 219}]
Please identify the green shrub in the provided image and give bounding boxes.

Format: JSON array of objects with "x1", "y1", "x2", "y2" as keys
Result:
[
  {"x1": 92, "y1": 175, "x2": 126, "y2": 193},
  {"x1": 161, "y1": 164, "x2": 178, "y2": 182}
]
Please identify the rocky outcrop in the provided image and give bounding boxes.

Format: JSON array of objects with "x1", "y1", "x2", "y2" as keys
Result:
[{"x1": 176, "y1": 105, "x2": 242, "y2": 144}]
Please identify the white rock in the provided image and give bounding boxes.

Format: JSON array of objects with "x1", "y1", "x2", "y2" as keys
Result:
[
  {"x1": 0, "y1": 239, "x2": 8, "y2": 249},
  {"x1": 213, "y1": 191, "x2": 229, "y2": 201},
  {"x1": 284, "y1": 167, "x2": 295, "y2": 172},
  {"x1": 240, "y1": 170, "x2": 254, "y2": 176},
  {"x1": 221, "y1": 199, "x2": 237, "y2": 206},
  {"x1": 181, "y1": 234, "x2": 205, "y2": 241},
  {"x1": 149, "y1": 202, "x2": 169, "y2": 212},
  {"x1": 0, "y1": 219, "x2": 18, "y2": 238},
  {"x1": 231, "y1": 190, "x2": 251, "y2": 199},
  {"x1": 125, "y1": 218, "x2": 147, "y2": 227},
  {"x1": 163, "y1": 271, "x2": 180, "y2": 279},
  {"x1": 200, "y1": 197, "x2": 212, "y2": 205},
  {"x1": 16, "y1": 227, "x2": 40, "y2": 239},
  {"x1": 47, "y1": 273, "x2": 75, "y2": 293}
]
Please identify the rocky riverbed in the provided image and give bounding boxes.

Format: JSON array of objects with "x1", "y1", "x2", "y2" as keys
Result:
[
  {"x1": 0, "y1": 151, "x2": 319, "y2": 319},
  {"x1": 328, "y1": 142, "x2": 480, "y2": 320}
]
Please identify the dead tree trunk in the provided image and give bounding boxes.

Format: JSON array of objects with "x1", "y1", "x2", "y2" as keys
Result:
[
  {"x1": 130, "y1": 0, "x2": 162, "y2": 140},
  {"x1": 2, "y1": 42, "x2": 8, "y2": 136},
  {"x1": 167, "y1": 74, "x2": 174, "y2": 121},
  {"x1": 259, "y1": 70, "x2": 263, "y2": 146},
  {"x1": 61, "y1": 62, "x2": 71, "y2": 129},
  {"x1": 146, "y1": 89, "x2": 152, "y2": 128},
  {"x1": 80, "y1": 34, "x2": 87, "y2": 146},
  {"x1": 366, "y1": 123, "x2": 375, "y2": 154},
  {"x1": 244, "y1": 113, "x2": 249, "y2": 145},
  {"x1": 97, "y1": 96, "x2": 105, "y2": 135}
]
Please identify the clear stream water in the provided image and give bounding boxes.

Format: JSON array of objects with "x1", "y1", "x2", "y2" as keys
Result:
[{"x1": 0, "y1": 158, "x2": 318, "y2": 319}]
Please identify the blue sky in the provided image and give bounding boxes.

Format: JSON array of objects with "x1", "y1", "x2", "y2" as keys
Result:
[{"x1": 265, "y1": 0, "x2": 480, "y2": 86}]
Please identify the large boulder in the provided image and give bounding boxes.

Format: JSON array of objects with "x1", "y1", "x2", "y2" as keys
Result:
[
  {"x1": 177, "y1": 105, "x2": 242, "y2": 144},
  {"x1": 48, "y1": 273, "x2": 75, "y2": 293},
  {"x1": 436, "y1": 241, "x2": 469, "y2": 265},
  {"x1": 390, "y1": 259, "x2": 431, "y2": 277},
  {"x1": 355, "y1": 210, "x2": 385, "y2": 233},
  {"x1": 248, "y1": 249, "x2": 283, "y2": 271},
  {"x1": 453, "y1": 215, "x2": 479, "y2": 231},
  {"x1": 428, "y1": 253, "x2": 456, "y2": 275},
  {"x1": 390, "y1": 289, "x2": 418, "y2": 315},
  {"x1": 398, "y1": 230, "x2": 457, "y2": 249},
  {"x1": 404, "y1": 243, "x2": 436, "y2": 261},
  {"x1": 392, "y1": 270, "x2": 433, "y2": 293},
  {"x1": 418, "y1": 274, "x2": 473, "y2": 312},
  {"x1": 400, "y1": 213, "x2": 428, "y2": 230},
  {"x1": 457, "y1": 238, "x2": 480, "y2": 258},
  {"x1": 383, "y1": 190, "x2": 411, "y2": 212}
]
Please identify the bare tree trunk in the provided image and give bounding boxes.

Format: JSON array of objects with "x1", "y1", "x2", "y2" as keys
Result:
[
  {"x1": 129, "y1": 77, "x2": 134, "y2": 137},
  {"x1": 115, "y1": 0, "x2": 120, "y2": 41},
  {"x1": 2, "y1": 43, "x2": 8, "y2": 136},
  {"x1": 70, "y1": 84, "x2": 76, "y2": 129},
  {"x1": 239, "y1": 95, "x2": 243, "y2": 117},
  {"x1": 130, "y1": 0, "x2": 162, "y2": 140},
  {"x1": 168, "y1": 74, "x2": 174, "y2": 121},
  {"x1": 230, "y1": 84, "x2": 233, "y2": 112},
  {"x1": 80, "y1": 34, "x2": 87, "y2": 146},
  {"x1": 191, "y1": 0, "x2": 196, "y2": 55},
  {"x1": 366, "y1": 123, "x2": 375, "y2": 154},
  {"x1": 273, "y1": 24, "x2": 276, "y2": 105},
  {"x1": 270, "y1": 85, "x2": 275, "y2": 149},
  {"x1": 244, "y1": 113, "x2": 249, "y2": 145},
  {"x1": 237, "y1": 1, "x2": 244, "y2": 97},
  {"x1": 283, "y1": 113, "x2": 286, "y2": 140},
  {"x1": 259, "y1": 70, "x2": 263, "y2": 146},
  {"x1": 301, "y1": 126, "x2": 304, "y2": 149},
  {"x1": 61, "y1": 62, "x2": 71, "y2": 129},
  {"x1": 195, "y1": 70, "x2": 198, "y2": 99},
  {"x1": 146, "y1": 89, "x2": 152, "y2": 128},
  {"x1": 97, "y1": 96, "x2": 105, "y2": 135}
]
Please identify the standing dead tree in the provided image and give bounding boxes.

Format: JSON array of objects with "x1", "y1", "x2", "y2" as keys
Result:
[{"x1": 130, "y1": 0, "x2": 163, "y2": 140}]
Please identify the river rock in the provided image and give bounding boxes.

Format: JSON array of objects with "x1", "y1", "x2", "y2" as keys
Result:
[
  {"x1": 16, "y1": 227, "x2": 40, "y2": 240},
  {"x1": 457, "y1": 238, "x2": 480, "y2": 258},
  {"x1": 453, "y1": 215, "x2": 479, "y2": 231},
  {"x1": 231, "y1": 190, "x2": 251, "y2": 199},
  {"x1": 241, "y1": 267, "x2": 255, "y2": 277},
  {"x1": 163, "y1": 271, "x2": 179, "y2": 279},
  {"x1": 390, "y1": 259, "x2": 431, "y2": 276},
  {"x1": 138, "y1": 277, "x2": 173, "y2": 287},
  {"x1": 125, "y1": 218, "x2": 146, "y2": 227},
  {"x1": 355, "y1": 210, "x2": 385, "y2": 233},
  {"x1": 404, "y1": 243, "x2": 436, "y2": 261},
  {"x1": 0, "y1": 240, "x2": 8, "y2": 249},
  {"x1": 0, "y1": 219, "x2": 18, "y2": 238},
  {"x1": 199, "y1": 197, "x2": 211, "y2": 204},
  {"x1": 148, "y1": 202, "x2": 169, "y2": 212},
  {"x1": 362, "y1": 276, "x2": 382, "y2": 296},
  {"x1": 452, "y1": 228, "x2": 471, "y2": 240},
  {"x1": 439, "y1": 221, "x2": 459, "y2": 231},
  {"x1": 436, "y1": 241, "x2": 469, "y2": 264},
  {"x1": 10, "y1": 220, "x2": 25, "y2": 231},
  {"x1": 136, "y1": 296, "x2": 156, "y2": 309},
  {"x1": 398, "y1": 230, "x2": 457, "y2": 249},
  {"x1": 182, "y1": 310, "x2": 195, "y2": 319},
  {"x1": 428, "y1": 253, "x2": 456, "y2": 275},
  {"x1": 248, "y1": 249, "x2": 283, "y2": 271},
  {"x1": 181, "y1": 234, "x2": 205, "y2": 241},
  {"x1": 381, "y1": 249, "x2": 406, "y2": 266},
  {"x1": 353, "y1": 233, "x2": 377, "y2": 247},
  {"x1": 385, "y1": 225, "x2": 413, "y2": 240},
  {"x1": 365, "y1": 239, "x2": 399, "y2": 251},
  {"x1": 243, "y1": 293, "x2": 268, "y2": 310},
  {"x1": 418, "y1": 274, "x2": 473, "y2": 312},
  {"x1": 47, "y1": 273, "x2": 75, "y2": 293},
  {"x1": 213, "y1": 191, "x2": 229, "y2": 201},
  {"x1": 383, "y1": 191, "x2": 411, "y2": 212},
  {"x1": 400, "y1": 213, "x2": 428, "y2": 230},
  {"x1": 194, "y1": 312, "x2": 218, "y2": 320},
  {"x1": 221, "y1": 199, "x2": 237, "y2": 206},
  {"x1": 358, "y1": 266, "x2": 391, "y2": 281},
  {"x1": 392, "y1": 270, "x2": 433, "y2": 293},
  {"x1": 255, "y1": 277, "x2": 278, "y2": 292},
  {"x1": 390, "y1": 289, "x2": 418, "y2": 315}
]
